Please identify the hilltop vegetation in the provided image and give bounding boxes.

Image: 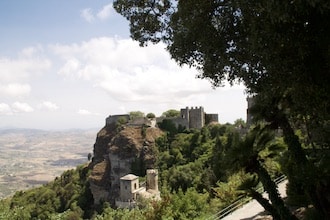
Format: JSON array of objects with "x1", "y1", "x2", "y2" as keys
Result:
[{"x1": 0, "y1": 121, "x2": 291, "y2": 219}]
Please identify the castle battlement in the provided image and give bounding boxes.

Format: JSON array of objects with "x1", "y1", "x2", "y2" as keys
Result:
[
  {"x1": 105, "y1": 106, "x2": 218, "y2": 130},
  {"x1": 106, "y1": 115, "x2": 156, "y2": 127},
  {"x1": 106, "y1": 114, "x2": 130, "y2": 125}
]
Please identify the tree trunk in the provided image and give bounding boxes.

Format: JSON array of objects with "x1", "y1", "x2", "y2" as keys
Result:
[
  {"x1": 280, "y1": 116, "x2": 308, "y2": 166},
  {"x1": 279, "y1": 116, "x2": 330, "y2": 218},
  {"x1": 249, "y1": 189, "x2": 281, "y2": 220},
  {"x1": 256, "y1": 163, "x2": 298, "y2": 220}
]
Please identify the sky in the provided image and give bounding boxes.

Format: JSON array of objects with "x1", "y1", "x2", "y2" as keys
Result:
[{"x1": 0, "y1": 0, "x2": 247, "y2": 130}]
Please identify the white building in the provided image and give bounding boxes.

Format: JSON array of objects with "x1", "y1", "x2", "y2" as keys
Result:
[{"x1": 115, "y1": 169, "x2": 161, "y2": 208}]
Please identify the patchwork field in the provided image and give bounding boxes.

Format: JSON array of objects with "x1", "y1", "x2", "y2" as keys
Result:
[{"x1": 0, "y1": 128, "x2": 98, "y2": 198}]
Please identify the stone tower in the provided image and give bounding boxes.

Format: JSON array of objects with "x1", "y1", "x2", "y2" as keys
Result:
[
  {"x1": 189, "y1": 106, "x2": 205, "y2": 129},
  {"x1": 180, "y1": 107, "x2": 190, "y2": 120},
  {"x1": 146, "y1": 169, "x2": 158, "y2": 191},
  {"x1": 178, "y1": 106, "x2": 206, "y2": 129}
]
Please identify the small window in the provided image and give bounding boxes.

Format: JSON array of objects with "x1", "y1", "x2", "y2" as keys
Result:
[
  {"x1": 125, "y1": 185, "x2": 127, "y2": 190},
  {"x1": 134, "y1": 183, "x2": 137, "y2": 189}
]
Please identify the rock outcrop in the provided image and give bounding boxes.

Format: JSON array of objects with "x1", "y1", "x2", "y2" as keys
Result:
[{"x1": 88, "y1": 122, "x2": 163, "y2": 205}]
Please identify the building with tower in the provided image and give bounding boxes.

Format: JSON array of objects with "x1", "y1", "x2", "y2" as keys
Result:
[
  {"x1": 106, "y1": 106, "x2": 219, "y2": 130},
  {"x1": 115, "y1": 169, "x2": 161, "y2": 208}
]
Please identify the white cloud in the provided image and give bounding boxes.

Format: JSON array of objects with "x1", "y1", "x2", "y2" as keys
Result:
[
  {"x1": 58, "y1": 58, "x2": 81, "y2": 78},
  {"x1": 12, "y1": 102, "x2": 34, "y2": 113},
  {"x1": 78, "y1": 109, "x2": 91, "y2": 115},
  {"x1": 0, "y1": 83, "x2": 31, "y2": 97},
  {"x1": 97, "y1": 4, "x2": 113, "y2": 20},
  {"x1": 19, "y1": 45, "x2": 43, "y2": 58},
  {"x1": 0, "y1": 103, "x2": 12, "y2": 115},
  {"x1": 81, "y1": 4, "x2": 114, "y2": 23},
  {"x1": 81, "y1": 8, "x2": 95, "y2": 23},
  {"x1": 38, "y1": 101, "x2": 59, "y2": 111},
  {"x1": 51, "y1": 37, "x2": 213, "y2": 105},
  {"x1": 0, "y1": 47, "x2": 51, "y2": 83},
  {"x1": 78, "y1": 109, "x2": 100, "y2": 116}
]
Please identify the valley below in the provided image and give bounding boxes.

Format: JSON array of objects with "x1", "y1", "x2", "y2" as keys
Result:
[{"x1": 0, "y1": 128, "x2": 98, "y2": 199}]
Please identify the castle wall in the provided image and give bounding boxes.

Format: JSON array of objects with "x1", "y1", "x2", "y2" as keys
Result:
[
  {"x1": 157, "y1": 107, "x2": 217, "y2": 130},
  {"x1": 106, "y1": 115, "x2": 156, "y2": 127},
  {"x1": 128, "y1": 117, "x2": 145, "y2": 126},
  {"x1": 180, "y1": 107, "x2": 189, "y2": 120},
  {"x1": 171, "y1": 117, "x2": 189, "y2": 129},
  {"x1": 106, "y1": 114, "x2": 130, "y2": 125},
  {"x1": 129, "y1": 117, "x2": 156, "y2": 127},
  {"x1": 188, "y1": 106, "x2": 205, "y2": 129},
  {"x1": 106, "y1": 106, "x2": 218, "y2": 131},
  {"x1": 205, "y1": 114, "x2": 219, "y2": 124}
]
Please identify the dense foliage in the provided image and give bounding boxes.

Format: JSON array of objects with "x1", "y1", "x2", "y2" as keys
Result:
[
  {"x1": 1, "y1": 0, "x2": 328, "y2": 218},
  {"x1": 129, "y1": 111, "x2": 145, "y2": 120},
  {"x1": 161, "y1": 109, "x2": 180, "y2": 118},
  {"x1": 113, "y1": 0, "x2": 330, "y2": 218},
  {"x1": 0, "y1": 165, "x2": 94, "y2": 219},
  {"x1": 0, "y1": 122, "x2": 290, "y2": 219}
]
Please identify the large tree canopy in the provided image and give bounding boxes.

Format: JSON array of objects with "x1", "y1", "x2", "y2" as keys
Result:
[
  {"x1": 114, "y1": 1, "x2": 329, "y2": 82},
  {"x1": 114, "y1": 0, "x2": 330, "y2": 218},
  {"x1": 113, "y1": 0, "x2": 330, "y2": 152},
  {"x1": 114, "y1": 0, "x2": 329, "y2": 118},
  {"x1": 113, "y1": 0, "x2": 330, "y2": 150}
]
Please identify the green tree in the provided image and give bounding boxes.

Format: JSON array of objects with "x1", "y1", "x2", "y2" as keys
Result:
[
  {"x1": 250, "y1": 93, "x2": 330, "y2": 217},
  {"x1": 7, "y1": 165, "x2": 94, "y2": 219},
  {"x1": 146, "y1": 112, "x2": 156, "y2": 118},
  {"x1": 113, "y1": 0, "x2": 329, "y2": 103},
  {"x1": 226, "y1": 125, "x2": 296, "y2": 220},
  {"x1": 117, "y1": 116, "x2": 128, "y2": 125},
  {"x1": 234, "y1": 118, "x2": 246, "y2": 128},
  {"x1": 157, "y1": 118, "x2": 178, "y2": 138},
  {"x1": 161, "y1": 109, "x2": 180, "y2": 118},
  {"x1": 113, "y1": 1, "x2": 330, "y2": 217},
  {"x1": 211, "y1": 136, "x2": 226, "y2": 180},
  {"x1": 170, "y1": 188, "x2": 211, "y2": 219},
  {"x1": 87, "y1": 153, "x2": 92, "y2": 161},
  {"x1": 208, "y1": 124, "x2": 226, "y2": 139},
  {"x1": 129, "y1": 111, "x2": 145, "y2": 120}
]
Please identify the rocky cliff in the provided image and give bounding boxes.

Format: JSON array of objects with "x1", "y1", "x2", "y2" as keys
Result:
[{"x1": 88, "y1": 122, "x2": 163, "y2": 205}]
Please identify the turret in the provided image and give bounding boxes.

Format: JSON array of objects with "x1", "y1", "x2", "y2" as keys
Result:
[{"x1": 146, "y1": 169, "x2": 158, "y2": 191}]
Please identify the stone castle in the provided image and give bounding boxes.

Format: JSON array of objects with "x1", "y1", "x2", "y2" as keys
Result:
[
  {"x1": 90, "y1": 103, "x2": 253, "y2": 208},
  {"x1": 115, "y1": 169, "x2": 160, "y2": 208},
  {"x1": 106, "y1": 106, "x2": 218, "y2": 130}
]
